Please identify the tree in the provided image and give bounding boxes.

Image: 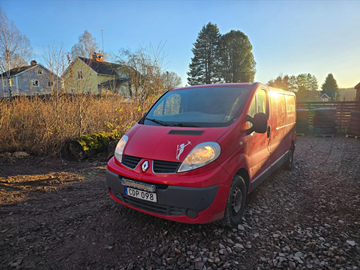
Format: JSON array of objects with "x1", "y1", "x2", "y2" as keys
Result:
[
  {"x1": 70, "y1": 30, "x2": 99, "y2": 59},
  {"x1": 187, "y1": 22, "x2": 222, "y2": 85},
  {"x1": 162, "y1": 71, "x2": 181, "y2": 89},
  {"x1": 322, "y1": 73, "x2": 339, "y2": 99},
  {"x1": 0, "y1": 8, "x2": 33, "y2": 97},
  {"x1": 268, "y1": 73, "x2": 320, "y2": 101},
  {"x1": 220, "y1": 30, "x2": 256, "y2": 83}
]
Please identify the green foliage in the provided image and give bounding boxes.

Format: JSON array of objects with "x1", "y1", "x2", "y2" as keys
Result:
[
  {"x1": 268, "y1": 73, "x2": 320, "y2": 102},
  {"x1": 187, "y1": 22, "x2": 222, "y2": 85},
  {"x1": 76, "y1": 129, "x2": 119, "y2": 153},
  {"x1": 322, "y1": 73, "x2": 339, "y2": 99},
  {"x1": 220, "y1": 30, "x2": 256, "y2": 83}
]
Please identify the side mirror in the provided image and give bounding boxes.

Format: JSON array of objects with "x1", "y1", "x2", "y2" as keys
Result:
[{"x1": 245, "y1": 113, "x2": 268, "y2": 135}]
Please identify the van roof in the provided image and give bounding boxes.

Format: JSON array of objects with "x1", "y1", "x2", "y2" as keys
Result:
[
  {"x1": 169, "y1": 83, "x2": 296, "y2": 96},
  {"x1": 169, "y1": 83, "x2": 255, "y2": 91}
]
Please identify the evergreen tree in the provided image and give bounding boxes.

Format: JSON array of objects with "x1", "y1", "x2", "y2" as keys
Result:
[
  {"x1": 187, "y1": 23, "x2": 221, "y2": 85},
  {"x1": 322, "y1": 73, "x2": 339, "y2": 98},
  {"x1": 219, "y1": 30, "x2": 256, "y2": 83}
]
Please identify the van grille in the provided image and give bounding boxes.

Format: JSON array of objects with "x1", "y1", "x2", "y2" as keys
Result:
[
  {"x1": 122, "y1": 196, "x2": 186, "y2": 216},
  {"x1": 122, "y1": 155, "x2": 142, "y2": 169},
  {"x1": 153, "y1": 160, "x2": 181, "y2": 173}
]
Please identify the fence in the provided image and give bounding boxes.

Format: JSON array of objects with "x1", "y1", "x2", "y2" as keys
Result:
[{"x1": 296, "y1": 101, "x2": 360, "y2": 133}]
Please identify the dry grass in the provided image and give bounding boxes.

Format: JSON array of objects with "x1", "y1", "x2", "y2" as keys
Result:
[{"x1": 0, "y1": 94, "x2": 152, "y2": 155}]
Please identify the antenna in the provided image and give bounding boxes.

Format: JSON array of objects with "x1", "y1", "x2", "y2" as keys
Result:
[{"x1": 98, "y1": 29, "x2": 105, "y2": 54}]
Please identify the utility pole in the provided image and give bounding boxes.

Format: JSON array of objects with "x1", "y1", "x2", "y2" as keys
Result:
[{"x1": 98, "y1": 29, "x2": 105, "y2": 54}]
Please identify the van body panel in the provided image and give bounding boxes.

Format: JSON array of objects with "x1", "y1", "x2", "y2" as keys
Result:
[{"x1": 106, "y1": 82, "x2": 296, "y2": 224}]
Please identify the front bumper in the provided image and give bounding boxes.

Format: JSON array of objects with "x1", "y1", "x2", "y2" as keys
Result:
[{"x1": 106, "y1": 158, "x2": 231, "y2": 224}]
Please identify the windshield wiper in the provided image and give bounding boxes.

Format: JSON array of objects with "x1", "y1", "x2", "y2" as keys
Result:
[
  {"x1": 145, "y1": 118, "x2": 170, "y2": 126},
  {"x1": 172, "y1": 123, "x2": 199, "y2": 127}
]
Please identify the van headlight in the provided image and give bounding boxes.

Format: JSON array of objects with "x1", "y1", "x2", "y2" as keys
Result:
[
  {"x1": 178, "y1": 142, "x2": 221, "y2": 172},
  {"x1": 114, "y1": 135, "x2": 128, "y2": 163}
]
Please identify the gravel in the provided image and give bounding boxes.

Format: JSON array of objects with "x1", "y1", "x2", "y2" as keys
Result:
[{"x1": 0, "y1": 136, "x2": 359, "y2": 269}]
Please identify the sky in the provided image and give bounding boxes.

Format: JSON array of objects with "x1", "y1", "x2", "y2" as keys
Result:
[{"x1": 1, "y1": 0, "x2": 359, "y2": 89}]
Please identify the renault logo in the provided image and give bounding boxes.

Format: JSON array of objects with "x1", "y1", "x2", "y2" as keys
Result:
[{"x1": 141, "y1": 160, "x2": 149, "y2": 172}]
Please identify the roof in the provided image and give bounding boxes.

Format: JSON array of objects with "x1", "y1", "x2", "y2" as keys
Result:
[
  {"x1": 355, "y1": 82, "x2": 360, "y2": 90},
  {"x1": 1, "y1": 65, "x2": 33, "y2": 77},
  {"x1": 319, "y1": 93, "x2": 331, "y2": 99},
  {"x1": 78, "y1": 57, "x2": 122, "y2": 76}
]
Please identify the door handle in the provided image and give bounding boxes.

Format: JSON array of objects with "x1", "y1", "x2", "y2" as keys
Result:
[{"x1": 267, "y1": 125, "x2": 271, "y2": 138}]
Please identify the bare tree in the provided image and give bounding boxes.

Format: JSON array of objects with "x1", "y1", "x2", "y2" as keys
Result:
[
  {"x1": 42, "y1": 42, "x2": 67, "y2": 93},
  {"x1": 70, "y1": 30, "x2": 99, "y2": 60},
  {"x1": 0, "y1": 8, "x2": 33, "y2": 97},
  {"x1": 116, "y1": 42, "x2": 181, "y2": 101}
]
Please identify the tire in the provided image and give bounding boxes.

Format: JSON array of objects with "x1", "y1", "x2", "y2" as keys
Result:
[
  {"x1": 314, "y1": 108, "x2": 337, "y2": 116},
  {"x1": 314, "y1": 127, "x2": 337, "y2": 134},
  {"x1": 223, "y1": 175, "x2": 247, "y2": 228},
  {"x1": 313, "y1": 115, "x2": 336, "y2": 122},
  {"x1": 313, "y1": 121, "x2": 336, "y2": 128},
  {"x1": 284, "y1": 144, "x2": 294, "y2": 170}
]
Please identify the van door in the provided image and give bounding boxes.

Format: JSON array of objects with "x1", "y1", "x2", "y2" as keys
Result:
[{"x1": 246, "y1": 88, "x2": 271, "y2": 189}]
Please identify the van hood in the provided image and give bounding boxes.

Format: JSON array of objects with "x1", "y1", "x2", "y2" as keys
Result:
[{"x1": 123, "y1": 123, "x2": 229, "y2": 162}]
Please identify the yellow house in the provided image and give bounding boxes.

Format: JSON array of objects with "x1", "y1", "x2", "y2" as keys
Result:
[{"x1": 62, "y1": 53, "x2": 123, "y2": 94}]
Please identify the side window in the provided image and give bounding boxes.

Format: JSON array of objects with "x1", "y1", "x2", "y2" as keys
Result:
[
  {"x1": 247, "y1": 89, "x2": 268, "y2": 116},
  {"x1": 256, "y1": 89, "x2": 267, "y2": 115}
]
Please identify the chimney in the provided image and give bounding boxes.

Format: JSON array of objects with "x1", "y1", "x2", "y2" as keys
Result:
[
  {"x1": 30, "y1": 60, "x2": 37, "y2": 66},
  {"x1": 92, "y1": 52, "x2": 103, "y2": 62}
]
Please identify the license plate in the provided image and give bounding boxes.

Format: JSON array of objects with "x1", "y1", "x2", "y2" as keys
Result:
[{"x1": 125, "y1": 187, "x2": 157, "y2": 203}]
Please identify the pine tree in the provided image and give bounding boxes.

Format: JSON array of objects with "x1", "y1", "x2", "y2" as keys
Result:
[
  {"x1": 220, "y1": 30, "x2": 256, "y2": 83},
  {"x1": 187, "y1": 23, "x2": 222, "y2": 85},
  {"x1": 322, "y1": 73, "x2": 339, "y2": 98}
]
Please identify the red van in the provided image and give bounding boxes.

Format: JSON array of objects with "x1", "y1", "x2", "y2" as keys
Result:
[{"x1": 106, "y1": 83, "x2": 296, "y2": 227}]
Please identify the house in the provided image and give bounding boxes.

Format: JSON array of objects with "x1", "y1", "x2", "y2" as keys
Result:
[
  {"x1": 62, "y1": 52, "x2": 134, "y2": 95},
  {"x1": 0, "y1": 60, "x2": 61, "y2": 97},
  {"x1": 355, "y1": 82, "x2": 360, "y2": 102},
  {"x1": 319, "y1": 93, "x2": 331, "y2": 101}
]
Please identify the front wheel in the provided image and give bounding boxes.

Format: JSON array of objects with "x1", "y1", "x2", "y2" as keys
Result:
[{"x1": 223, "y1": 175, "x2": 247, "y2": 227}]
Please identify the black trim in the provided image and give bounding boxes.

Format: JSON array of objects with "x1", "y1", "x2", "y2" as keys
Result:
[
  {"x1": 168, "y1": 130, "x2": 205, "y2": 136},
  {"x1": 106, "y1": 170, "x2": 218, "y2": 215}
]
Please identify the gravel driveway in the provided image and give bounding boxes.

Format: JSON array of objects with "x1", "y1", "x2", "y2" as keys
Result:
[{"x1": 0, "y1": 136, "x2": 359, "y2": 270}]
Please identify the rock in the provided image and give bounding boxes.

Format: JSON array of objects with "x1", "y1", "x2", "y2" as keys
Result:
[
  {"x1": 238, "y1": 225, "x2": 245, "y2": 231},
  {"x1": 13, "y1": 151, "x2": 29, "y2": 159},
  {"x1": 234, "y1": 243, "x2": 244, "y2": 252},
  {"x1": 346, "y1": 240, "x2": 356, "y2": 246},
  {"x1": 295, "y1": 252, "x2": 303, "y2": 258},
  {"x1": 195, "y1": 261, "x2": 204, "y2": 269}
]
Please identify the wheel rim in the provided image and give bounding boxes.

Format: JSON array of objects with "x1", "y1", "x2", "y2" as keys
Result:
[{"x1": 232, "y1": 187, "x2": 242, "y2": 214}]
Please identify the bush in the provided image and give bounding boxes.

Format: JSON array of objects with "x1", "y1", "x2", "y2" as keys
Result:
[{"x1": 0, "y1": 93, "x2": 151, "y2": 156}]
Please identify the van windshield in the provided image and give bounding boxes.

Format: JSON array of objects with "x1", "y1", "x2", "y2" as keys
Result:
[{"x1": 144, "y1": 86, "x2": 252, "y2": 127}]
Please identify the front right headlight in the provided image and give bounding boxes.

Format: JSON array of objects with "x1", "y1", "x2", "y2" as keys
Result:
[
  {"x1": 114, "y1": 135, "x2": 128, "y2": 163},
  {"x1": 178, "y1": 142, "x2": 221, "y2": 172}
]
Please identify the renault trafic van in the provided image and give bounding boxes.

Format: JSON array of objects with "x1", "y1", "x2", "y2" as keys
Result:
[{"x1": 106, "y1": 83, "x2": 296, "y2": 227}]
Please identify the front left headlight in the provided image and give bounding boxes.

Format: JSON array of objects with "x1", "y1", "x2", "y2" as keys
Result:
[
  {"x1": 114, "y1": 135, "x2": 128, "y2": 163},
  {"x1": 178, "y1": 142, "x2": 221, "y2": 173}
]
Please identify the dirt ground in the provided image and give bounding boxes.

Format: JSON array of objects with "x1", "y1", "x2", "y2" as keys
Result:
[{"x1": 0, "y1": 136, "x2": 359, "y2": 270}]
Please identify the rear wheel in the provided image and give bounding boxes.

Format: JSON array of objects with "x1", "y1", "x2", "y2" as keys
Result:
[
  {"x1": 223, "y1": 175, "x2": 247, "y2": 227},
  {"x1": 285, "y1": 144, "x2": 294, "y2": 170}
]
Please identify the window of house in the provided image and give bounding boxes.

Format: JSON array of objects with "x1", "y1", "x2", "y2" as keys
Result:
[
  {"x1": 89, "y1": 72, "x2": 92, "y2": 77},
  {"x1": 3, "y1": 80, "x2": 7, "y2": 86},
  {"x1": 70, "y1": 88, "x2": 75, "y2": 94},
  {"x1": 77, "y1": 70, "x2": 83, "y2": 80},
  {"x1": 48, "y1": 81, "x2": 53, "y2": 87},
  {"x1": 32, "y1": 80, "x2": 39, "y2": 87},
  {"x1": 85, "y1": 87, "x2": 92, "y2": 94},
  {"x1": 38, "y1": 69, "x2": 43, "y2": 75}
]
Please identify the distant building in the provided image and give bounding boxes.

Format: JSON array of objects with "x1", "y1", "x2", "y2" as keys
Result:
[
  {"x1": 0, "y1": 60, "x2": 61, "y2": 97},
  {"x1": 62, "y1": 52, "x2": 135, "y2": 96},
  {"x1": 355, "y1": 82, "x2": 360, "y2": 102},
  {"x1": 319, "y1": 93, "x2": 331, "y2": 101}
]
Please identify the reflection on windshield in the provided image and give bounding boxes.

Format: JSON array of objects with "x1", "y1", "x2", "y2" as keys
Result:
[{"x1": 144, "y1": 86, "x2": 251, "y2": 127}]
